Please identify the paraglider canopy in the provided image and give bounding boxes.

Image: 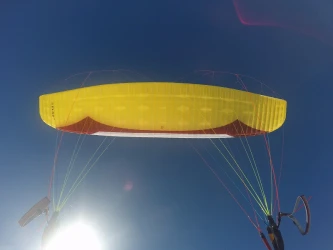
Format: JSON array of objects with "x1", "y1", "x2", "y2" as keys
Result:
[{"x1": 39, "y1": 82, "x2": 287, "y2": 138}]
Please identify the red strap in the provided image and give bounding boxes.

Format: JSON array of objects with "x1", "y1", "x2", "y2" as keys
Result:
[{"x1": 260, "y1": 232, "x2": 272, "y2": 250}]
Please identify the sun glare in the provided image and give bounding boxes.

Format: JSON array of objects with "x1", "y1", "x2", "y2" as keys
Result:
[{"x1": 45, "y1": 222, "x2": 102, "y2": 250}]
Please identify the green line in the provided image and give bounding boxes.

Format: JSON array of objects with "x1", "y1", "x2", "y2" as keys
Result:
[
  {"x1": 219, "y1": 138, "x2": 269, "y2": 215},
  {"x1": 56, "y1": 136, "x2": 109, "y2": 210},
  {"x1": 59, "y1": 137, "x2": 116, "y2": 210},
  {"x1": 238, "y1": 131, "x2": 269, "y2": 214},
  {"x1": 210, "y1": 138, "x2": 268, "y2": 215},
  {"x1": 57, "y1": 119, "x2": 94, "y2": 208},
  {"x1": 233, "y1": 129, "x2": 268, "y2": 212},
  {"x1": 52, "y1": 131, "x2": 60, "y2": 212},
  {"x1": 57, "y1": 133, "x2": 85, "y2": 209},
  {"x1": 202, "y1": 143, "x2": 266, "y2": 221},
  {"x1": 266, "y1": 134, "x2": 273, "y2": 214}
]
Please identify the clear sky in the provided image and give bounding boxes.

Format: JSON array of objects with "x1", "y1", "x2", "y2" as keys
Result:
[{"x1": 1, "y1": 1, "x2": 333, "y2": 250}]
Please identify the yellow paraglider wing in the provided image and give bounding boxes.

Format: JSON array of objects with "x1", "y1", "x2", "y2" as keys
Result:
[{"x1": 39, "y1": 82, "x2": 287, "y2": 138}]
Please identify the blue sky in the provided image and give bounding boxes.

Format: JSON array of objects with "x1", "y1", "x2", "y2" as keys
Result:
[{"x1": 1, "y1": 1, "x2": 333, "y2": 249}]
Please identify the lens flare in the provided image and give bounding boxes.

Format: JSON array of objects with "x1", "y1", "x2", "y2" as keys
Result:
[{"x1": 45, "y1": 222, "x2": 102, "y2": 250}]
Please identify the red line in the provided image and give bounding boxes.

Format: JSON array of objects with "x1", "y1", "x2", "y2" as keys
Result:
[
  {"x1": 238, "y1": 76, "x2": 281, "y2": 214},
  {"x1": 273, "y1": 127, "x2": 285, "y2": 214},
  {"x1": 263, "y1": 133, "x2": 281, "y2": 213},
  {"x1": 295, "y1": 196, "x2": 312, "y2": 214},
  {"x1": 231, "y1": 121, "x2": 261, "y2": 229},
  {"x1": 47, "y1": 72, "x2": 92, "y2": 199},
  {"x1": 260, "y1": 232, "x2": 273, "y2": 250},
  {"x1": 189, "y1": 142, "x2": 261, "y2": 232}
]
